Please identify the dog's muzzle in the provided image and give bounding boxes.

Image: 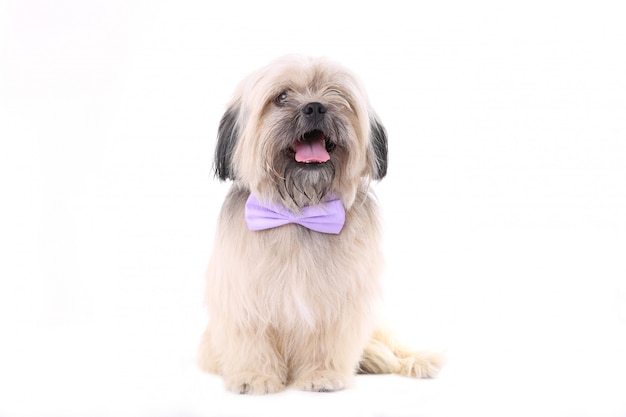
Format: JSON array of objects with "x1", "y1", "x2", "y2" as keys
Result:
[{"x1": 292, "y1": 102, "x2": 337, "y2": 164}]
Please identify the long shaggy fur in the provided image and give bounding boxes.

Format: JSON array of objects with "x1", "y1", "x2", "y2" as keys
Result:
[{"x1": 199, "y1": 55, "x2": 443, "y2": 394}]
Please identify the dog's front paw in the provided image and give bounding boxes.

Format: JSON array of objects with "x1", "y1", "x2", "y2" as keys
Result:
[
  {"x1": 399, "y1": 351, "x2": 445, "y2": 378},
  {"x1": 225, "y1": 372, "x2": 286, "y2": 395},
  {"x1": 294, "y1": 370, "x2": 351, "y2": 393}
]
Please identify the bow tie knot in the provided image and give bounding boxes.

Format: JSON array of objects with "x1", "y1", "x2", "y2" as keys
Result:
[{"x1": 244, "y1": 194, "x2": 345, "y2": 234}]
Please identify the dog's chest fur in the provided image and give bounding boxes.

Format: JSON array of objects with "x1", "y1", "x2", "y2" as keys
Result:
[{"x1": 208, "y1": 185, "x2": 384, "y2": 330}]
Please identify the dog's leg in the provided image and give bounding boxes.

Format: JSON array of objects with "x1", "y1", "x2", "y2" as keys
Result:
[
  {"x1": 217, "y1": 325, "x2": 288, "y2": 395},
  {"x1": 290, "y1": 324, "x2": 368, "y2": 392},
  {"x1": 358, "y1": 328, "x2": 444, "y2": 378}
]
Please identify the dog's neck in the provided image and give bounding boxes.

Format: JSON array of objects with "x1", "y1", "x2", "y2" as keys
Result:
[{"x1": 248, "y1": 181, "x2": 329, "y2": 213}]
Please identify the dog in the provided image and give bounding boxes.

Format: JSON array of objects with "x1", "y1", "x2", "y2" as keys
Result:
[{"x1": 198, "y1": 55, "x2": 443, "y2": 394}]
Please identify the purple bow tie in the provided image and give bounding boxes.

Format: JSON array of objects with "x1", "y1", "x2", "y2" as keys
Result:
[{"x1": 245, "y1": 193, "x2": 345, "y2": 234}]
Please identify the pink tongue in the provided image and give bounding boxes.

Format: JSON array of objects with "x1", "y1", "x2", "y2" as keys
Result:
[{"x1": 294, "y1": 133, "x2": 330, "y2": 163}]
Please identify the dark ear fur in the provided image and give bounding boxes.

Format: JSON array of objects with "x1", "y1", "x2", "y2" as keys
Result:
[
  {"x1": 370, "y1": 117, "x2": 388, "y2": 180},
  {"x1": 214, "y1": 106, "x2": 240, "y2": 181}
]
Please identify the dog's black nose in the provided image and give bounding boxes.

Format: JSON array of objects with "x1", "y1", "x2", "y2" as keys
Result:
[{"x1": 302, "y1": 102, "x2": 326, "y2": 118}]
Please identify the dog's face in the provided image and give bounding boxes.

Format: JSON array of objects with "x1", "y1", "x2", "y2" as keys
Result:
[{"x1": 215, "y1": 55, "x2": 387, "y2": 211}]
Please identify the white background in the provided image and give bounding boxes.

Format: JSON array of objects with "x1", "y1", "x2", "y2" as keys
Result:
[{"x1": 1, "y1": 1, "x2": 625, "y2": 416}]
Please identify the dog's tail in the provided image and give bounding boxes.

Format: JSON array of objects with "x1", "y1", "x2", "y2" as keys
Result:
[{"x1": 358, "y1": 329, "x2": 444, "y2": 378}]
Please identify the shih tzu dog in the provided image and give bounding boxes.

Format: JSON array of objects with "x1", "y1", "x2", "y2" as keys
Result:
[{"x1": 198, "y1": 55, "x2": 443, "y2": 394}]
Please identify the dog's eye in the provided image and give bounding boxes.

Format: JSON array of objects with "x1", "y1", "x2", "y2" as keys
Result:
[{"x1": 274, "y1": 91, "x2": 288, "y2": 106}]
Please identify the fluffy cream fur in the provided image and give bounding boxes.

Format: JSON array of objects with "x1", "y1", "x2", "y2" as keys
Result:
[{"x1": 198, "y1": 55, "x2": 443, "y2": 394}]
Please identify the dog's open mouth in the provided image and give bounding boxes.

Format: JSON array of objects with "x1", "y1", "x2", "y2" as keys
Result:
[{"x1": 293, "y1": 130, "x2": 335, "y2": 164}]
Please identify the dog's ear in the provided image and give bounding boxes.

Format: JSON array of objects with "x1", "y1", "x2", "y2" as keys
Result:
[
  {"x1": 369, "y1": 116, "x2": 388, "y2": 180},
  {"x1": 214, "y1": 105, "x2": 240, "y2": 181}
]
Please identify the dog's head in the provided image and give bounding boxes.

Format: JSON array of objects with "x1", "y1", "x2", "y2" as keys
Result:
[{"x1": 215, "y1": 55, "x2": 387, "y2": 211}]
